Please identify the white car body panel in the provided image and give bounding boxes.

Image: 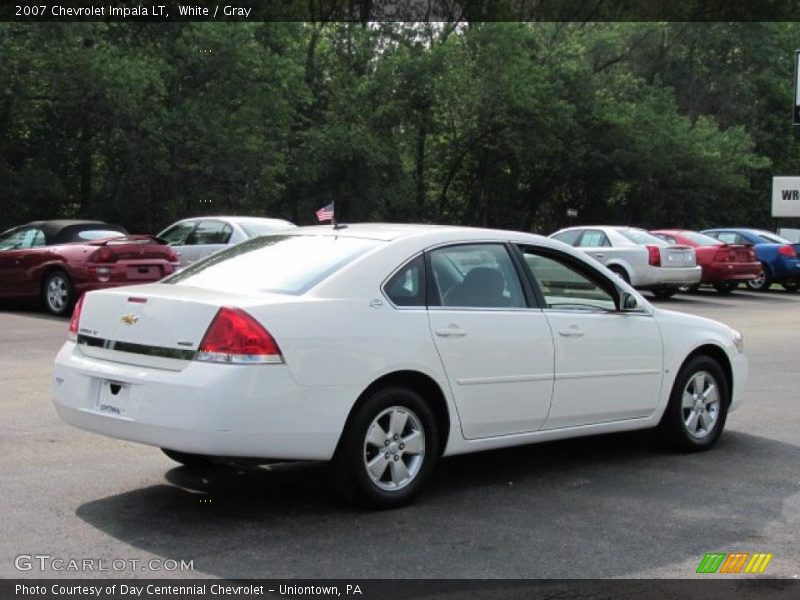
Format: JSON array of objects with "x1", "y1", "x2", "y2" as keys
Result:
[
  {"x1": 53, "y1": 224, "x2": 745, "y2": 462},
  {"x1": 158, "y1": 216, "x2": 296, "y2": 268},
  {"x1": 550, "y1": 226, "x2": 702, "y2": 288}
]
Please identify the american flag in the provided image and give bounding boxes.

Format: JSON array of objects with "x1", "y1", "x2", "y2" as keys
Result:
[{"x1": 316, "y1": 201, "x2": 335, "y2": 222}]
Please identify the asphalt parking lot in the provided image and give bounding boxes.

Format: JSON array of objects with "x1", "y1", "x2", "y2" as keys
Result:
[{"x1": 1, "y1": 290, "x2": 799, "y2": 580}]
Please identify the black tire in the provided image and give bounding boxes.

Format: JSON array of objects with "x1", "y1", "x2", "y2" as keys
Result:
[
  {"x1": 161, "y1": 448, "x2": 215, "y2": 468},
  {"x1": 41, "y1": 270, "x2": 76, "y2": 316},
  {"x1": 652, "y1": 287, "x2": 678, "y2": 299},
  {"x1": 658, "y1": 355, "x2": 729, "y2": 452},
  {"x1": 607, "y1": 265, "x2": 630, "y2": 284},
  {"x1": 780, "y1": 278, "x2": 800, "y2": 292},
  {"x1": 334, "y1": 386, "x2": 439, "y2": 509},
  {"x1": 746, "y1": 264, "x2": 772, "y2": 291},
  {"x1": 713, "y1": 281, "x2": 738, "y2": 294}
]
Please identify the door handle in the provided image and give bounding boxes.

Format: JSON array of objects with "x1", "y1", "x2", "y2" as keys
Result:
[
  {"x1": 558, "y1": 327, "x2": 584, "y2": 338},
  {"x1": 435, "y1": 326, "x2": 467, "y2": 338},
  {"x1": 593, "y1": 253, "x2": 605, "y2": 258}
]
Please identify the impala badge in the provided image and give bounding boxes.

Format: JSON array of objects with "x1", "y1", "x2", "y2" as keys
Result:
[{"x1": 120, "y1": 314, "x2": 139, "y2": 326}]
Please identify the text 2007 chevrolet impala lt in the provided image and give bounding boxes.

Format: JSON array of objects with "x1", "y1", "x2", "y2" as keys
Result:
[{"x1": 53, "y1": 224, "x2": 747, "y2": 508}]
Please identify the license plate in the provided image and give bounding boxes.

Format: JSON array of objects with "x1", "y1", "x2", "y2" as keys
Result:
[
  {"x1": 96, "y1": 380, "x2": 129, "y2": 416},
  {"x1": 127, "y1": 265, "x2": 159, "y2": 280}
]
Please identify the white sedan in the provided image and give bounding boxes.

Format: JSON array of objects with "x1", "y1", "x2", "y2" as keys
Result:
[
  {"x1": 53, "y1": 224, "x2": 746, "y2": 508},
  {"x1": 549, "y1": 226, "x2": 702, "y2": 298},
  {"x1": 158, "y1": 216, "x2": 295, "y2": 268}
]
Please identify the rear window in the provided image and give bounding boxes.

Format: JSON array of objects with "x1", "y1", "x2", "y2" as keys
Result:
[
  {"x1": 239, "y1": 220, "x2": 295, "y2": 238},
  {"x1": 618, "y1": 229, "x2": 667, "y2": 246},
  {"x1": 74, "y1": 229, "x2": 126, "y2": 241},
  {"x1": 681, "y1": 231, "x2": 722, "y2": 246},
  {"x1": 165, "y1": 234, "x2": 381, "y2": 295},
  {"x1": 755, "y1": 231, "x2": 792, "y2": 244}
]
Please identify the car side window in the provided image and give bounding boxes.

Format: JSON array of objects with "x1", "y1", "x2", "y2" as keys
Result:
[
  {"x1": 551, "y1": 230, "x2": 582, "y2": 246},
  {"x1": 520, "y1": 247, "x2": 617, "y2": 312},
  {"x1": 189, "y1": 220, "x2": 233, "y2": 245},
  {"x1": 577, "y1": 230, "x2": 611, "y2": 247},
  {"x1": 160, "y1": 222, "x2": 196, "y2": 246},
  {"x1": 383, "y1": 255, "x2": 426, "y2": 307},
  {"x1": 716, "y1": 232, "x2": 739, "y2": 244},
  {"x1": 0, "y1": 228, "x2": 45, "y2": 250},
  {"x1": 428, "y1": 244, "x2": 526, "y2": 309},
  {"x1": 655, "y1": 234, "x2": 676, "y2": 245}
]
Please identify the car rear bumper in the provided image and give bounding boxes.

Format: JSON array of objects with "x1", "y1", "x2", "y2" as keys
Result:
[
  {"x1": 770, "y1": 258, "x2": 800, "y2": 280},
  {"x1": 72, "y1": 261, "x2": 178, "y2": 295},
  {"x1": 52, "y1": 341, "x2": 355, "y2": 461},
  {"x1": 701, "y1": 261, "x2": 761, "y2": 283},
  {"x1": 635, "y1": 266, "x2": 702, "y2": 288}
]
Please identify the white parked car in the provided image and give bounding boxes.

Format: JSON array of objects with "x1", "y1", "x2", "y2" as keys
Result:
[
  {"x1": 53, "y1": 224, "x2": 746, "y2": 508},
  {"x1": 158, "y1": 216, "x2": 295, "y2": 268},
  {"x1": 549, "y1": 226, "x2": 702, "y2": 298}
]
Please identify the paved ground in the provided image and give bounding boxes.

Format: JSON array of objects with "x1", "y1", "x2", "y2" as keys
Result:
[{"x1": 1, "y1": 290, "x2": 798, "y2": 579}]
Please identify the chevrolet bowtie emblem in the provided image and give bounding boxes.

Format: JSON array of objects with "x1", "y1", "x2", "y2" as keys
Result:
[{"x1": 120, "y1": 314, "x2": 139, "y2": 325}]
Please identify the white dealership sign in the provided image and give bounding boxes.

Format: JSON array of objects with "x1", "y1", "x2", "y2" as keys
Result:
[{"x1": 772, "y1": 176, "x2": 800, "y2": 217}]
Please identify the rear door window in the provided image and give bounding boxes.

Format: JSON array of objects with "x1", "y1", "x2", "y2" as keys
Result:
[
  {"x1": 577, "y1": 230, "x2": 611, "y2": 247},
  {"x1": 551, "y1": 230, "x2": 583, "y2": 246},
  {"x1": 188, "y1": 220, "x2": 233, "y2": 245},
  {"x1": 384, "y1": 255, "x2": 426, "y2": 307}
]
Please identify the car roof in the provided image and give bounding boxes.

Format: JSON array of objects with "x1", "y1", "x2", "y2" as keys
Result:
[
  {"x1": 286, "y1": 223, "x2": 548, "y2": 243},
  {"x1": 9, "y1": 220, "x2": 123, "y2": 245},
  {"x1": 171, "y1": 216, "x2": 294, "y2": 225}
]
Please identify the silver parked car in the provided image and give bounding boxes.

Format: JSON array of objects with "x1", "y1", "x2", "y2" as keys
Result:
[
  {"x1": 549, "y1": 226, "x2": 702, "y2": 298},
  {"x1": 158, "y1": 216, "x2": 296, "y2": 268}
]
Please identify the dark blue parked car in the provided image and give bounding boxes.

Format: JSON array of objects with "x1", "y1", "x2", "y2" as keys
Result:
[{"x1": 702, "y1": 228, "x2": 800, "y2": 291}]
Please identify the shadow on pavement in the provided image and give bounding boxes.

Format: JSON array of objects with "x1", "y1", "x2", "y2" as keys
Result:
[{"x1": 76, "y1": 429, "x2": 800, "y2": 578}]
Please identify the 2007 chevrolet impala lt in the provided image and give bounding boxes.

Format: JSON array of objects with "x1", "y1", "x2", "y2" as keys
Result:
[{"x1": 53, "y1": 224, "x2": 747, "y2": 508}]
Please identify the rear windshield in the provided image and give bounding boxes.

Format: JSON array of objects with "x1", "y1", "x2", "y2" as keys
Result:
[
  {"x1": 74, "y1": 229, "x2": 126, "y2": 241},
  {"x1": 681, "y1": 231, "x2": 722, "y2": 246},
  {"x1": 238, "y1": 220, "x2": 295, "y2": 238},
  {"x1": 755, "y1": 231, "x2": 792, "y2": 244},
  {"x1": 165, "y1": 234, "x2": 381, "y2": 295},
  {"x1": 618, "y1": 229, "x2": 667, "y2": 246}
]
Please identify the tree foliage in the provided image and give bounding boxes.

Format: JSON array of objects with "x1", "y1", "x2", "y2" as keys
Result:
[{"x1": 0, "y1": 22, "x2": 795, "y2": 234}]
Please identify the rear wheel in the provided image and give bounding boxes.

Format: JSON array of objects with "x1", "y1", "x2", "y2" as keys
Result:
[
  {"x1": 658, "y1": 355, "x2": 729, "y2": 452},
  {"x1": 781, "y1": 278, "x2": 800, "y2": 292},
  {"x1": 161, "y1": 448, "x2": 215, "y2": 469},
  {"x1": 607, "y1": 265, "x2": 630, "y2": 284},
  {"x1": 713, "y1": 281, "x2": 738, "y2": 294},
  {"x1": 746, "y1": 265, "x2": 772, "y2": 291},
  {"x1": 334, "y1": 386, "x2": 438, "y2": 509},
  {"x1": 652, "y1": 287, "x2": 678, "y2": 299},
  {"x1": 42, "y1": 270, "x2": 75, "y2": 316}
]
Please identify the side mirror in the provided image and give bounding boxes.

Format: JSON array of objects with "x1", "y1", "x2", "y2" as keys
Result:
[{"x1": 621, "y1": 292, "x2": 639, "y2": 311}]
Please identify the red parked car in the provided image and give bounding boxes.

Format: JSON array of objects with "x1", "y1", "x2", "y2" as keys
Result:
[
  {"x1": 0, "y1": 220, "x2": 179, "y2": 315},
  {"x1": 651, "y1": 229, "x2": 761, "y2": 293}
]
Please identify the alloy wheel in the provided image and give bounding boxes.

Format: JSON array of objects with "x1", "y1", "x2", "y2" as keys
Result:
[
  {"x1": 363, "y1": 406, "x2": 425, "y2": 491},
  {"x1": 681, "y1": 371, "x2": 720, "y2": 439},
  {"x1": 47, "y1": 275, "x2": 70, "y2": 312}
]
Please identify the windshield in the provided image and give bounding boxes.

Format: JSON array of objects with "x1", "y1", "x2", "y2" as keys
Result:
[
  {"x1": 165, "y1": 234, "x2": 381, "y2": 295},
  {"x1": 618, "y1": 229, "x2": 667, "y2": 246},
  {"x1": 681, "y1": 231, "x2": 722, "y2": 246}
]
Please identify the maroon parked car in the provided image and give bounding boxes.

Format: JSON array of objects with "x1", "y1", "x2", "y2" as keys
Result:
[
  {"x1": 0, "y1": 220, "x2": 179, "y2": 315},
  {"x1": 651, "y1": 229, "x2": 761, "y2": 293}
]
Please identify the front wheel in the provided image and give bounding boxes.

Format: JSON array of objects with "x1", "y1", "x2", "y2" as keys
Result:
[
  {"x1": 658, "y1": 355, "x2": 729, "y2": 452},
  {"x1": 334, "y1": 386, "x2": 438, "y2": 509},
  {"x1": 781, "y1": 278, "x2": 800, "y2": 292},
  {"x1": 42, "y1": 270, "x2": 76, "y2": 316}
]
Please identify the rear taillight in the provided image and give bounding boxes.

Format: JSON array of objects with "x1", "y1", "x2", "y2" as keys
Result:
[
  {"x1": 778, "y1": 244, "x2": 797, "y2": 258},
  {"x1": 90, "y1": 247, "x2": 118, "y2": 263},
  {"x1": 67, "y1": 294, "x2": 85, "y2": 341},
  {"x1": 196, "y1": 307, "x2": 283, "y2": 364},
  {"x1": 167, "y1": 248, "x2": 179, "y2": 262},
  {"x1": 714, "y1": 246, "x2": 736, "y2": 262},
  {"x1": 646, "y1": 245, "x2": 661, "y2": 267}
]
